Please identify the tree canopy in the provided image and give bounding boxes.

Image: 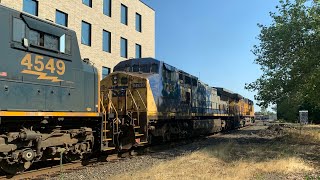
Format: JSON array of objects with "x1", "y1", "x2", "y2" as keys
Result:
[{"x1": 246, "y1": 0, "x2": 320, "y2": 122}]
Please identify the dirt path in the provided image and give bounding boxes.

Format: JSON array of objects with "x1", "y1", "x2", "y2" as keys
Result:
[{"x1": 44, "y1": 121, "x2": 320, "y2": 180}]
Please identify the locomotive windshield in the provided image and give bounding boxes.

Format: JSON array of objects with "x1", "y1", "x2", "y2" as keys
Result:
[{"x1": 114, "y1": 59, "x2": 160, "y2": 73}]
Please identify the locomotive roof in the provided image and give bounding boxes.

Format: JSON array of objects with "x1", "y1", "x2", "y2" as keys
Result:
[
  {"x1": 114, "y1": 58, "x2": 253, "y2": 102},
  {"x1": 115, "y1": 58, "x2": 160, "y2": 67},
  {"x1": 110, "y1": 71, "x2": 157, "y2": 79}
]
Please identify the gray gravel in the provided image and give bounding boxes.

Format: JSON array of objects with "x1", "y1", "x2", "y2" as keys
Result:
[
  {"x1": 39, "y1": 123, "x2": 268, "y2": 180},
  {"x1": 43, "y1": 143, "x2": 200, "y2": 180}
]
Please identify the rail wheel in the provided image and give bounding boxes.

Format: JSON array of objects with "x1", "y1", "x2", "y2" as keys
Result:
[
  {"x1": 63, "y1": 153, "x2": 80, "y2": 163},
  {"x1": 0, "y1": 161, "x2": 32, "y2": 175},
  {"x1": 163, "y1": 131, "x2": 171, "y2": 142}
]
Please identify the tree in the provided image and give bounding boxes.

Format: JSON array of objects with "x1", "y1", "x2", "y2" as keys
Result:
[
  {"x1": 246, "y1": 0, "x2": 320, "y2": 123},
  {"x1": 260, "y1": 107, "x2": 268, "y2": 115}
]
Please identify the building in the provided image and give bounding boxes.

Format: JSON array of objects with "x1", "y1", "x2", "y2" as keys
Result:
[{"x1": 0, "y1": 0, "x2": 155, "y2": 78}]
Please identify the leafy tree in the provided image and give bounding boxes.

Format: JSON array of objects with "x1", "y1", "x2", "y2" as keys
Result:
[{"x1": 246, "y1": 0, "x2": 320, "y2": 123}]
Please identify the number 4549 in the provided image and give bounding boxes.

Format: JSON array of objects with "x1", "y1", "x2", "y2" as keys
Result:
[{"x1": 21, "y1": 54, "x2": 66, "y2": 75}]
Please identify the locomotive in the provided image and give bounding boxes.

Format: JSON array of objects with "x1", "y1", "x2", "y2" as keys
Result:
[
  {"x1": 0, "y1": 5, "x2": 254, "y2": 175},
  {"x1": 0, "y1": 5, "x2": 101, "y2": 174},
  {"x1": 100, "y1": 59, "x2": 255, "y2": 149}
]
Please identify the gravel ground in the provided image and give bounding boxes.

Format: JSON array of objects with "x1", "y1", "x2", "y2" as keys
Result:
[{"x1": 38, "y1": 121, "x2": 319, "y2": 180}]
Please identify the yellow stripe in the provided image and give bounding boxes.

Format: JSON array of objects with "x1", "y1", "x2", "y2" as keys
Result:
[
  {"x1": 98, "y1": 71, "x2": 101, "y2": 113},
  {"x1": 0, "y1": 111, "x2": 101, "y2": 117}
]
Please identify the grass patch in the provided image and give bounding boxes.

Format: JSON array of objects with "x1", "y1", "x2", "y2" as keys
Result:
[
  {"x1": 284, "y1": 125, "x2": 320, "y2": 144},
  {"x1": 110, "y1": 125, "x2": 320, "y2": 180}
]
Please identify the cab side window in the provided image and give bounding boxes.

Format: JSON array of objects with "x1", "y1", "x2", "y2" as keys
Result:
[
  {"x1": 13, "y1": 18, "x2": 26, "y2": 42},
  {"x1": 12, "y1": 17, "x2": 71, "y2": 55}
]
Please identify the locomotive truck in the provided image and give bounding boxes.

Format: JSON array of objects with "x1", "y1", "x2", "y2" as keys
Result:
[{"x1": 0, "y1": 5, "x2": 254, "y2": 175}]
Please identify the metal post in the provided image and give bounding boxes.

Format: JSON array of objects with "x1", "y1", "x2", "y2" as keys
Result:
[{"x1": 58, "y1": 148, "x2": 66, "y2": 180}]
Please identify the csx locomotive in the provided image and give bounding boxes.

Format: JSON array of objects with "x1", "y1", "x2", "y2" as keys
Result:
[
  {"x1": 100, "y1": 59, "x2": 254, "y2": 148},
  {"x1": 0, "y1": 5, "x2": 254, "y2": 175}
]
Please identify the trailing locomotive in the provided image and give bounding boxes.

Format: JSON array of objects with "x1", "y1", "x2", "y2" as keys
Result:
[
  {"x1": 100, "y1": 58, "x2": 255, "y2": 150},
  {"x1": 0, "y1": 4, "x2": 254, "y2": 175}
]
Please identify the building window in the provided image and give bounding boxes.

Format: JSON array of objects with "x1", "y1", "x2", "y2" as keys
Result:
[
  {"x1": 81, "y1": 21, "x2": 91, "y2": 46},
  {"x1": 120, "y1": 37, "x2": 127, "y2": 58},
  {"x1": 121, "y1": 4, "x2": 128, "y2": 25},
  {"x1": 82, "y1": 0, "x2": 92, "y2": 7},
  {"x1": 103, "y1": 0, "x2": 111, "y2": 17},
  {"x1": 102, "y1": 67, "x2": 111, "y2": 79},
  {"x1": 56, "y1": 10, "x2": 68, "y2": 27},
  {"x1": 103, "y1": 30, "x2": 111, "y2": 53},
  {"x1": 23, "y1": 0, "x2": 38, "y2": 16},
  {"x1": 135, "y1": 44, "x2": 141, "y2": 58},
  {"x1": 136, "y1": 13, "x2": 142, "y2": 32}
]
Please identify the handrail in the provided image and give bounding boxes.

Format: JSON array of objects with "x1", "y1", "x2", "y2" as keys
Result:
[
  {"x1": 108, "y1": 90, "x2": 119, "y2": 134},
  {"x1": 135, "y1": 89, "x2": 147, "y2": 110},
  {"x1": 100, "y1": 92, "x2": 108, "y2": 143},
  {"x1": 128, "y1": 90, "x2": 140, "y2": 126}
]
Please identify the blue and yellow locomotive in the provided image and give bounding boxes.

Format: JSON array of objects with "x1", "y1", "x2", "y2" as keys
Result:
[{"x1": 100, "y1": 58, "x2": 255, "y2": 150}]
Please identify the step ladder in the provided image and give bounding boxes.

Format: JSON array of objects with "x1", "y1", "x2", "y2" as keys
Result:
[
  {"x1": 127, "y1": 90, "x2": 149, "y2": 146},
  {"x1": 100, "y1": 90, "x2": 119, "y2": 151}
]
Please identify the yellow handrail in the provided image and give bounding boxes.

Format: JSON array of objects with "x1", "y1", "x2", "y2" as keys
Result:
[
  {"x1": 135, "y1": 89, "x2": 147, "y2": 110},
  {"x1": 107, "y1": 90, "x2": 119, "y2": 134},
  {"x1": 128, "y1": 90, "x2": 140, "y2": 126}
]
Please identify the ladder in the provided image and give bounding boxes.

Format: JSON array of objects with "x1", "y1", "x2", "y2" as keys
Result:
[
  {"x1": 127, "y1": 89, "x2": 148, "y2": 145},
  {"x1": 100, "y1": 90, "x2": 119, "y2": 151}
]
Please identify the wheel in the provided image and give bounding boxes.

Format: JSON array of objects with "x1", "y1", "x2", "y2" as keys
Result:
[
  {"x1": 147, "y1": 133, "x2": 153, "y2": 145},
  {"x1": 63, "y1": 153, "x2": 80, "y2": 163},
  {"x1": 0, "y1": 161, "x2": 31, "y2": 175},
  {"x1": 163, "y1": 131, "x2": 171, "y2": 142}
]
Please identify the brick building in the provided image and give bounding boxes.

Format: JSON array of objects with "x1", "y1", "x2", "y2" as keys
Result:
[{"x1": 0, "y1": 0, "x2": 155, "y2": 78}]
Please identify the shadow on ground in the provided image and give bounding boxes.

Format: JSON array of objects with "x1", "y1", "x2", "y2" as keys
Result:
[{"x1": 148, "y1": 126, "x2": 320, "y2": 168}]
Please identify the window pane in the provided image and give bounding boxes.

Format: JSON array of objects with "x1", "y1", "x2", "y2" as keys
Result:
[
  {"x1": 121, "y1": 4, "x2": 128, "y2": 25},
  {"x1": 135, "y1": 44, "x2": 141, "y2": 58},
  {"x1": 56, "y1": 10, "x2": 68, "y2": 27},
  {"x1": 136, "y1": 13, "x2": 142, "y2": 32},
  {"x1": 60, "y1": 34, "x2": 66, "y2": 53},
  {"x1": 44, "y1": 34, "x2": 59, "y2": 51},
  {"x1": 81, "y1": 21, "x2": 91, "y2": 46},
  {"x1": 59, "y1": 34, "x2": 71, "y2": 54},
  {"x1": 133, "y1": 64, "x2": 139, "y2": 72},
  {"x1": 120, "y1": 37, "x2": 127, "y2": 58},
  {"x1": 82, "y1": 0, "x2": 92, "y2": 7},
  {"x1": 140, "y1": 64, "x2": 150, "y2": 73},
  {"x1": 103, "y1": 30, "x2": 111, "y2": 52},
  {"x1": 151, "y1": 64, "x2": 159, "y2": 73},
  {"x1": 65, "y1": 35, "x2": 72, "y2": 54},
  {"x1": 13, "y1": 18, "x2": 25, "y2": 42},
  {"x1": 29, "y1": 30, "x2": 40, "y2": 46},
  {"x1": 102, "y1": 67, "x2": 110, "y2": 79},
  {"x1": 103, "y1": 0, "x2": 111, "y2": 16},
  {"x1": 23, "y1": 0, "x2": 38, "y2": 16}
]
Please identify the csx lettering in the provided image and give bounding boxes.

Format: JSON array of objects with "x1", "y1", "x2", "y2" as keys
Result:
[{"x1": 21, "y1": 54, "x2": 66, "y2": 75}]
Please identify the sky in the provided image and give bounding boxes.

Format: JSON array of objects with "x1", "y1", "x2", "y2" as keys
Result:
[{"x1": 142, "y1": 0, "x2": 280, "y2": 111}]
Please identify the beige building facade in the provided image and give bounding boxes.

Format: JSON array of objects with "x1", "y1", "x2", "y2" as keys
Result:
[{"x1": 1, "y1": 0, "x2": 155, "y2": 77}]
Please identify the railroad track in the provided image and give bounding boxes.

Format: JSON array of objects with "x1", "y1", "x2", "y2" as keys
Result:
[
  {"x1": 0, "y1": 125, "x2": 254, "y2": 179},
  {"x1": 0, "y1": 161, "x2": 82, "y2": 180},
  {"x1": 0, "y1": 154, "x2": 122, "y2": 180}
]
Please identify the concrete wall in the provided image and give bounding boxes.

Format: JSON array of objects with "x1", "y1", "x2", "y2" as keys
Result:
[{"x1": 1, "y1": 0, "x2": 155, "y2": 76}]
